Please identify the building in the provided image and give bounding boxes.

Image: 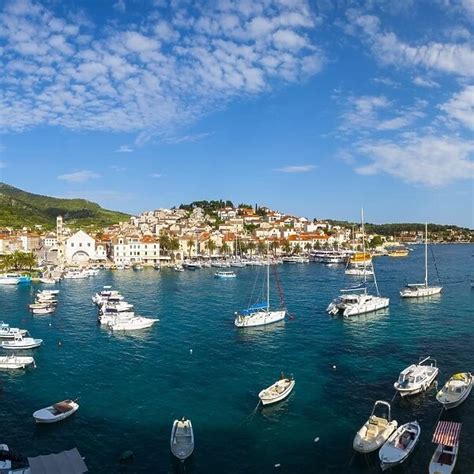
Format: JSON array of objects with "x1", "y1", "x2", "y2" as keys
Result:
[{"x1": 65, "y1": 230, "x2": 96, "y2": 264}]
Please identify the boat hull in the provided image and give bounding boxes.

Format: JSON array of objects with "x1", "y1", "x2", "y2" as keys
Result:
[
  {"x1": 259, "y1": 379, "x2": 295, "y2": 405},
  {"x1": 394, "y1": 368, "x2": 438, "y2": 397},
  {"x1": 379, "y1": 422, "x2": 420, "y2": 471},
  {"x1": 400, "y1": 286, "x2": 442, "y2": 298},
  {"x1": 234, "y1": 310, "x2": 286, "y2": 328},
  {"x1": 436, "y1": 373, "x2": 472, "y2": 409},
  {"x1": 429, "y1": 444, "x2": 458, "y2": 474},
  {"x1": 170, "y1": 419, "x2": 194, "y2": 461},
  {"x1": 33, "y1": 403, "x2": 79, "y2": 423}
]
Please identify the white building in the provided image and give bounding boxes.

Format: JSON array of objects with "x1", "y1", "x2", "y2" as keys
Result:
[
  {"x1": 111, "y1": 236, "x2": 160, "y2": 265},
  {"x1": 65, "y1": 230, "x2": 96, "y2": 264}
]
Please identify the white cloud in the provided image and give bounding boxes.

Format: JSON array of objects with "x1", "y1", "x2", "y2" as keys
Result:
[
  {"x1": 274, "y1": 165, "x2": 316, "y2": 173},
  {"x1": 413, "y1": 76, "x2": 440, "y2": 88},
  {"x1": 57, "y1": 170, "x2": 101, "y2": 183},
  {"x1": 346, "y1": 10, "x2": 474, "y2": 77},
  {"x1": 0, "y1": 0, "x2": 324, "y2": 142},
  {"x1": 115, "y1": 145, "x2": 134, "y2": 153},
  {"x1": 113, "y1": 0, "x2": 126, "y2": 13},
  {"x1": 354, "y1": 135, "x2": 474, "y2": 186},
  {"x1": 440, "y1": 85, "x2": 474, "y2": 130},
  {"x1": 150, "y1": 173, "x2": 162, "y2": 178}
]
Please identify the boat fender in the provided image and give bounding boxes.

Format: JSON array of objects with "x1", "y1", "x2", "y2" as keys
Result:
[{"x1": 314, "y1": 437, "x2": 320, "y2": 443}]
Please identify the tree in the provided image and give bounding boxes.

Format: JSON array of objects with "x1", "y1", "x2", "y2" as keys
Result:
[
  {"x1": 304, "y1": 242, "x2": 312, "y2": 253},
  {"x1": 159, "y1": 234, "x2": 171, "y2": 255},
  {"x1": 313, "y1": 241, "x2": 321, "y2": 250},
  {"x1": 247, "y1": 242, "x2": 256, "y2": 256},
  {"x1": 293, "y1": 243, "x2": 302, "y2": 255},
  {"x1": 369, "y1": 235, "x2": 383, "y2": 248},
  {"x1": 0, "y1": 251, "x2": 37, "y2": 271},
  {"x1": 186, "y1": 240, "x2": 194, "y2": 257},
  {"x1": 281, "y1": 239, "x2": 291, "y2": 254},
  {"x1": 221, "y1": 242, "x2": 230, "y2": 255},
  {"x1": 270, "y1": 240, "x2": 280, "y2": 254},
  {"x1": 205, "y1": 240, "x2": 217, "y2": 256},
  {"x1": 257, "y1": 241, "x2": 266, "y2": 255}
]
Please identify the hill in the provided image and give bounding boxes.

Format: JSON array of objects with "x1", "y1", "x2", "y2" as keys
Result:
[{"x1": 0, "y1": 182, "x2": 130, "y2": 229}]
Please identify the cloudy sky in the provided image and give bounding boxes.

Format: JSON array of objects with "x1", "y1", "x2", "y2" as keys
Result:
[{"x1": 0, "y1": 0, "x2": 473, "y2": 226}]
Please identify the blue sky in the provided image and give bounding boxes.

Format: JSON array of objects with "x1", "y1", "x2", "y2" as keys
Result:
[{"x1": 0, "y1": 0, "x2": 473, "y2": 226}]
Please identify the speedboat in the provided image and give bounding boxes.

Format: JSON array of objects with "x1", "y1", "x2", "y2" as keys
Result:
[
  {"x1": 1, "y1": 334, "x2": 42, "y2": 350},
  {"x1": 345, "y1": 267, "x2": 374, "y2": 277},
  {"x1": 394, "y1": 356, "x2": 438, "y2": 397},
  {"x1": 0, "y1": 443, "x2": 12, "y2": 472},
  {"x1": 30, "y1": 305, "x2": 55, "y2": 315},
  {"x1": 63, "y1": 270, "x2": 88, "y2": 279},
  {"x1": 0, "y1": 322, "x2": 28, "y2": 339},
  {"x1": 107, "y1": 316, "x2": 159, "y2": 331},
  {"x1": 0, "y1": 355, "x2": 36, "y2": 369},
  {"x1": 33, "y1": 399, "x2": 79, "y2": 423},
  {"x1": 214, "y1": 271, "x2": 236, "y2": 278},
  {"x1": 353, "y1": 401, "x2": 398, "y2": 453},
  {"x1": 379, "y1": 421, "x2": 420, "y2": 471},
  {"x1": 174, "y1": 265, "x2": 184, "y2": 272},
  {"x1": 170, "y1": 417, "x2": 194, "y2": 461},
  {"x1": 436, "y1": 373, "x2": 472, "y2": 409},
  {"x1": 39, "y1": 289, "x2": 59, "y2": 296},
  {"x1": 429, "y1": 421, "x2": 462, "y2": 474},
  {"x1": 258, "y1": 374, "x2": 295, "y2": 406},
  {"x1": 326, "y1": 287, "x2": 389, "y2": 318}
]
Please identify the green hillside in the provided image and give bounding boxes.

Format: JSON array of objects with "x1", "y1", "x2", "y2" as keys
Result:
[{"x1": 0, "y1": 182, "x2": 130, "y2": 229}]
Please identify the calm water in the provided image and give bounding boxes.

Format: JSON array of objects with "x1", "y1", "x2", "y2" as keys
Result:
[{"x1": 1, "y1": 244, "x2": 473, "y2": 473}]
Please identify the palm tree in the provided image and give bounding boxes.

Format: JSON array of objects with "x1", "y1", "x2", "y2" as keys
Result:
[
  {"x1": 221, "y1": 242, "x2": 230, "y2": 255},
  {"x1": 187, "y1": 240, "x2": 194, "y2": 257},
  {"x1": 206, "y1": 240, "x2": 217, "y2": 256},
  {"x1": 270, "y1": 240, "x2": 280, "y2": 255},
  {"x1": 168, "y1": 237, "x2": 180, "y2": 261},
  {"x1": 281, "y1": 239, "x2": 291, "y2": 254},
  {"x1": 257, "y1": 241, "x2": 266, "y2": 255},
  {"x1": 304, "y1": 242, "x2": 312, "y2": 254},
  {"x1": 159, "y1": 234, "x2": 171, "y2": 255},
  {"x1": 293, "y1": 243, "x2": 302, "y2": 255},
  {"x1": 247, "y1": 242, "x2": 256, "y2": 256}
]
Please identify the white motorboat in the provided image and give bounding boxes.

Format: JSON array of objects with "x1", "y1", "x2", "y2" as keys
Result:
[
  {"x1": 259, "y1": 374, "x2": 295, "y2": 405},
  {"x1": 0, "y1": 322, "x2": 27, "y2": 339},
  {"x1": 98, "y1": 301, "x2": 133, "y2": 315},
  {"x1": 326, "y1": 286, "x2": 389, "y2": 318},
  {"x1": 400, "y1": 223, "x2": 442, "y2": 298},
  {"x1": 215, "y1": 271, "x2": 236, "y2": 278},
  {"x1": 436, "y1": 372, "x2": 472, "y2": 409},
  {"x1": 379, "y1": 421, "x2": 420, "y2": 471},
  {"x1": 353, "y1": 400, "x2": 398, "y2": 453},
  {"x1": 0, "y1": 355, "x2": 36, "y2": 369},
  {"x1": 63, "y1": 270, "x2": 88, "y2": 279},
  {"x1": 234, "y1": 254, "x2": 287, "y2": 328},
  {"x1": 33, "y1": 399, "x2": 79, "y2": 423},
  {"x1": 394, "y1": 356, "x2": 439, "y2": 397},
  {"x1": 31, "y1": 305, "x2": 55, "y2": 315},
  {"x1": 170, "y1": 417, "x2": 194, "y2": 461},
  {"x1": 38, "y1": 289, "x2": 59, "y2": 295},
  {"x1": 107, "y1": 316, "x2": 159, "y2": 331},
  {"x1": 1, "y1": 334, "x2": 42, "y2": 350},
  {"x1": 429, "y1": 421, "x2": 462, "y2": 474},
  {"x1": 39, "y1": 277, "x2": 58, "y2": 284},
  {"x1": 0, "y1": 273, "x2": 21, "y2": 285},
  {"x1": 0, "y1": 443, "x2": 12, "y2": 472},
  {"x1": 282, "y1": 256, "x2": 309, "y2": 263},
  {"x1": 174, "y1": 265, "x2": 184, "y2": 272},
  {"x1": 99, "y1": 311, "x2": 135, "y2": 325},
  {"x1": 345, "y1": 267, "x2": 374, "y2": 277}
]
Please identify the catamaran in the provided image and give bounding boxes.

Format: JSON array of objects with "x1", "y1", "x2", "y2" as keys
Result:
[
  {"x1": 400, "y1": 223, "x2": 442, "y2": 298},
  {"x1": 234, "y1": 254, "x2": 286, "y2": 328},
  {"x1": 327, "y1": 209, "x2": 389, "y2": 317}
]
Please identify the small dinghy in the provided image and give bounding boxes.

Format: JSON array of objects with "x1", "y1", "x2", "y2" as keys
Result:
[
  {"x1": 394, "y1": 356, "x2": 438, "y2": 397},
  {"x1": 353, "y1": 400, "x2": 398, "y2": 453},
  {"x1": 33, "y1": 399, "x2": 79, "y2": 424},
  {"x1": 429, "y1": 421, "x2": 462, "y2": 474},
  {"x1": 1, "y1": 334, "x2": 42, "y2": 350},
  {"x1": 170, "y1": 417, "x2": 194, "y2": 461},
  {"x1": 0, "y1": 355, "x2": 36, "y2": 369},
  {"x1": 436, "y1": 372, "x2": 472, "y2": 409},
  {"x1": 259, "y1": 374, "x2": 295, "y2": 406},
  {"x1": 379, "y1": 421, "x2": 420, "y2": 471}
]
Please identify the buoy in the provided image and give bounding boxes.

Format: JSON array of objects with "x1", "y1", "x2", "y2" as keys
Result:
[
  {"x1": 332, "y1": 365, "x2": 337, "y2": 370},
  {"x1": 314, "y1": 437, "x2": 320, "y2": 443},
  {"x1": 190, "y1": 349, "x2": 193, "y2": 354},
  {"x1": 48, "y1": 323, "x2": 52, "y2": 327},
  {"x1": 58, "y1": 341, "x2": 62, "y2": 346},
  {"x1": 274, "y1": 464, "x2": 281, "y2": 468}
]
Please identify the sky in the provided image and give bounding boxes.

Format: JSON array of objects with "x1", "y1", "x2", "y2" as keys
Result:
[{"x1": 0, "y1": 0, "x2": 473, "y2": 227}]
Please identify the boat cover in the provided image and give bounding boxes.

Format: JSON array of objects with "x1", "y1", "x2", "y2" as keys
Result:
[
  {"x1": 241, "y1": 302, "x2": 267, "y2": 315},
  {"x1": 28, "y1": 448, "x2": 88, "y2": 474},
  {"x1": 432, "y1": 421, "x2": 462, "y2": 447}
]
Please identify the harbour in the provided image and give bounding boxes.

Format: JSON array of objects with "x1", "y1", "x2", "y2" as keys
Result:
[{"x1": 1, "y1": 243, "x2": 472, "y2": 473}]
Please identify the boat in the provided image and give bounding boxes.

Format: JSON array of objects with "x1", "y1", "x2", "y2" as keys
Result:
[
  {"x1": 326, "y1": 286, "x2": 389, "y2": 317},
  {"x1": 30, "y1": 305, "x2": 55, "y2": 315},
  {"x1": 234, "y1": 253, "x2": 286, "y2": 328},
  {"x1": 33, "y1": 399, "x2": 79, "y2": 423},
  {"x1": 345, "y1": 267, "x2": 374, "y2": 277},
  {"x1": 215, "y1": 271, "x2": 236, "y2": 278},
  {"x1": 388, "y1": 248, "x2": 409, "y2": 257},
  {"x1": 0, "y1": 322, "x2": 28, "y2": 339},
  {"x1": 353, "y1": 400, "x2": 398, "y2": 453},
  {"x1": 63, "y1": 269, "x2": 88, "y2": 279},
  {"x1": 39, "y1": 289, "x2": 59, "y2": 296},
  {"x1": 327, "y1": 209, "x2": 389, "y2": 317},
  {"x1": 1, "y1": 334, "x2": 42, "y2": 350},
  {"x1": 400, "y1": 223, "x2": 442, "y2": 298},
  {"x1": 282, "y1": 256, "x2": 309, "y2": 263},
  {"x1": 174, "y1": 265, "x2": 184, "y2": 272},
  {"x1": 170, "y1": 417, "x2": 194, "y2": 461},
  {"x1": 153, "y1": 263, "x2": 161, "y2": 270},
  {"x1": 379, "y1": 421, "x2": 420, "y2": 470},
  {"x1": 429, "y1": 421, "x2": 462, "y2": 474},
  {"x1": 107, "y1": 316, "x2": 159, "y2": 331},
  {"x1": 394, "y1": 356, "x2": 438, "y2": 397},
  {"x1": 258, "y1": 374, "x2": 295, "y2": 405},
  {"x1": 92, "y1": 287, "x2": 124, "y2": 305},
  {"x1": 132, "y1": 264, "x2": 144, "y2": 271},
  {"x1": 0, "y1": 273, "x2": 21, "y2": 285},
  {"x1": 0, "y1": 355, "x2": 36, "y2": 369},
  {"x1": 0, "y1": 443, "x2": 12, "y2": 472},
  {"x1": 436, "y1": 372, "x2": 472, "y2": 409},
  {"x1": 39, "y1": 277, "x2": 58, "y2": 284}
]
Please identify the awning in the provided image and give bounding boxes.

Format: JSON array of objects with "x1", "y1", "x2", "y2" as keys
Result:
[
  {"x1": 432, "y1": 421, "x2": 462, "y2": 447},
  {"x1": 28, "y1": 448, "x2": 88, "y2": 474}
]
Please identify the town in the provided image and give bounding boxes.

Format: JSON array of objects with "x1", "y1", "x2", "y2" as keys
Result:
[{"x1": 0, "y1": 201, "x2": 472, "y2": 270}]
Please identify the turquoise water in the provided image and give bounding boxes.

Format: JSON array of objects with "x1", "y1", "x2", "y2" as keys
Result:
[{"x1": 1, "y1": 244, "x2": 473, "y2": 473}]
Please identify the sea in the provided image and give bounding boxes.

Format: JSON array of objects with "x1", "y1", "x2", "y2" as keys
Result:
[{"x1": 1, "y1": 243, "x2": 473, "y2": 473}]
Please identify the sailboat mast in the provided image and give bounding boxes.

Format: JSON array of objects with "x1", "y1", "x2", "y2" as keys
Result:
[
  {"x1": 425, "y1": 222, "x2": 428, "y2": 288},
  {"x1": 266, "y1": 245, "x2": 270, "y2": 311},
  {"x1": 361, "y1": 208, "x2": 367, "y2": 285}
]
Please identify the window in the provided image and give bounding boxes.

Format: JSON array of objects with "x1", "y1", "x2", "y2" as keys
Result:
[
  {"x1": 79, "y1": 243, "x2": 82, "y2": 247},
  {"x1": 71, "y1": 243, "x2": 74, "y2": 247},
  {"x1": 88, "y1": 243, "x2": 91, "y2": 247}
]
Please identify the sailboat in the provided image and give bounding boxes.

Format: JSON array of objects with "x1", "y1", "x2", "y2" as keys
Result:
[
  {"x1": 400, "y1": 223, "x2": 442, "y2": 298},
  {"x1": 327, "y1": 209, "x2": 389, "y2": 317},
  {"x1": 234, "y1": 252, "x2": 286, "y2": 328}
]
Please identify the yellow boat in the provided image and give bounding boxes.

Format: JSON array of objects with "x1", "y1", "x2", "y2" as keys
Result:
[
  {"x1": 350, "y1": 252, "x2": 372, "y2": 264},
  {"x1": 388, "y1": 249, "x2": 409, "y2": 257}
]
